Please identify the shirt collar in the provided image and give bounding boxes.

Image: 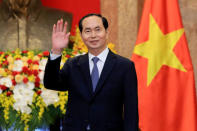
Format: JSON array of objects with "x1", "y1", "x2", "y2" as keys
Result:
[{"x1": 88, "y1": 47, "x2": 109, "y2": 63}]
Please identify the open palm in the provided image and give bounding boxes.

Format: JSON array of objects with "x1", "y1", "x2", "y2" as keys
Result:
[{"x1": 52, "y1": 19, "x2": 70, "y2": 54}]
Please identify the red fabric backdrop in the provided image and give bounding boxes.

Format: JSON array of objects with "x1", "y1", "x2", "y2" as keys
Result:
[{"x1": 41, "y1": 0, "x2": 100, "y2": 34}]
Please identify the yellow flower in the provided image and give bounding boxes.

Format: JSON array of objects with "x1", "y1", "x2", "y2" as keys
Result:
[
  {"x1": 21, "y1": 113, "x2": 31, "y2": 131},
  {"x1": 27, "y1": 51, "x2": 34, "y2": 59},
  {"x1": 33, "y1": 56, "x2": 40, "y2": 61},
  {"x1": 7, "y1": 55, "x2": 14, "y2": 64},
  {"x1": 21, "y1": 56, "x2": 28, "y2": 62},
  {"x1": 13, "y1": 54, "x2": 22, "y2": 59},
  {"x1": 8, "y1": 64, "x2": 14, "y2": 70},
  {"x1": 40, "y1": 84, "x2": 44, "y2": 89},
  {"x1": 28, "y1": 75, "x2": 35, "y2": 82},
  {"x1": 15, "y1": 74, "x2": 23, "y2": 83},
  {"x1": 8, "y1": 75, "x2": 14, "y2": 80},
  {"x1": 0, "y1": 68, "x2": 6, "y2": 76},
  {"x1": 108, "y1": 43, "x2": 117, "y2": 53},
  {"x1": 0, "y1": 93, "x2": 15, "y2": 123},
  {"x1": 15, "y1": 48, "x2": 21, "y2": 55},
  {"x1": 32, "y1": 94, "x2": 46, "y2": 120},
  {"x1": 23, "y1": 62, "x2": 28, "y2": 67}
]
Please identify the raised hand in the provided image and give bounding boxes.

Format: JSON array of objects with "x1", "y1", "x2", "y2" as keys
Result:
[{"x1": 52, "y1": 19, "x2": 70, "y2": 54}]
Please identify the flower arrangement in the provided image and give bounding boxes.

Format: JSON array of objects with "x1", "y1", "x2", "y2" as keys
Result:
[{"x1": 0, "y1": 27, "x2": 116, "y2": 131}]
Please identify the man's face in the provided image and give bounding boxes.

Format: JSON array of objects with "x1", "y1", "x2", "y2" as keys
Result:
[{"x1": 81, "y1": 16, "x2": 108, "y2": 53}]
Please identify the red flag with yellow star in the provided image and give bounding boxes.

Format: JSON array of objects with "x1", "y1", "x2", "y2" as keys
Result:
[{"x1": 132, "y1": 0, "x2": 197, "y2": 131}]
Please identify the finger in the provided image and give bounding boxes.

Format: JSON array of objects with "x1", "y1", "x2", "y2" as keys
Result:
[
  {"x1": 59, "y1": 19, "x2": 63, "y2": 32},
  {"x1": 65, "y1": 32, "x2": 70, "y2": 38},
  {"x1": 63, "y1": 21, "x2": 68, "y2": 34},
  {"x1": 52, "y1": 24, "x2": 56, "y2": 34},
  {"x1": 57, "y1": 20, "x2": 60, "y2": 32}
]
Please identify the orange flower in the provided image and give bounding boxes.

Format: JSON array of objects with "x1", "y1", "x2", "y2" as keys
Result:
[
  {"x1": 15, "y1": 74, "x2": 23, "y2": 83},
  {"x1": 0, "y1": 68, "x2": 6, "y2": 76}
]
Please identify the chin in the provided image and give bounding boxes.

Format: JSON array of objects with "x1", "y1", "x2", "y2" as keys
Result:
[{"x1": 88, "y1": 44, "x2": 100, "y2": 49}]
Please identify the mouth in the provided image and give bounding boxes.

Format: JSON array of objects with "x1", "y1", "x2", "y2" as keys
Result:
[{"x1": 90, "y1": 40, "x2": 99, "y2": 44}]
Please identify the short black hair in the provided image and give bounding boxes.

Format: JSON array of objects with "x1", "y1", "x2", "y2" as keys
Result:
[{"x1": 78, "y1": 13, "x2": 108, "y2": 33}]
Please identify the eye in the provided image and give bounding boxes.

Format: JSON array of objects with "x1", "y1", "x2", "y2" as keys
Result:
[
  {"x1": 84, "y1": 30, "x2": 91, "y2": 34},
  {"x1": 95, "y1": 28, "x2": 101, "y2": 31}
]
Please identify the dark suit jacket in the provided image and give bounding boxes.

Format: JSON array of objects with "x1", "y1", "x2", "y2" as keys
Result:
[{"x1": 44, "y1": 50, "x2": 138, "y2": 131}]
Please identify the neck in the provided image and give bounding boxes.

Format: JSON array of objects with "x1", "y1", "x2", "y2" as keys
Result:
[{"x1": 89, "y1": 47, "x2": 107, "y2": 56}]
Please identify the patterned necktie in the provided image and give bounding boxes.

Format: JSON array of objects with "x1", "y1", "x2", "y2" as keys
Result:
[{"x1": 91, "y1": 57, "x2": 99, "y2": 92}]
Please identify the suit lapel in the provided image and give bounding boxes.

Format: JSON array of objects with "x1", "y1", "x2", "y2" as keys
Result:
[
  {"x1": 93, "y1": 50, "x2": 117, "y2": 96},
  {"x1": 77, "y1": 54, "x2": 93, "y2": 97}
]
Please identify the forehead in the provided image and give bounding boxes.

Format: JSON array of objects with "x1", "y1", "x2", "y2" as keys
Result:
[{"x1": 82, "y1": 16, "x2": 104, "y2": 29}]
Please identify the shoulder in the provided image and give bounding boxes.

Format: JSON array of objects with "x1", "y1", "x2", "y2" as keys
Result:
[{"x1": 112, "y1": 52, "x2": 135, "y2": 67}]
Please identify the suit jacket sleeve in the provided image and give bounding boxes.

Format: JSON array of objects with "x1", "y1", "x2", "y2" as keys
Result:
[
  {"x1": 44, "y1": 56, "x2": 70, "y2": 91},
  {"x1": 123, "y1": 61, "x2": 139, "y2": 131}
]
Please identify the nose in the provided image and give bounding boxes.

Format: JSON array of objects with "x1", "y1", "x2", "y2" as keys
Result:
[{"x1": 90, "y1": 31, "x2": 96, "y2": 38}]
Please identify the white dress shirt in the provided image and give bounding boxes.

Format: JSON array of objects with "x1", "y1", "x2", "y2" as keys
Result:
[{"x1": 50, "y1": 47, "x2": 109, "y2": 77}]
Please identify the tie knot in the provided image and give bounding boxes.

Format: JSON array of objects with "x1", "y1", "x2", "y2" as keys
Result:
[{"x1": 92, "y1": 57, "x2": 99, "y2": 64}]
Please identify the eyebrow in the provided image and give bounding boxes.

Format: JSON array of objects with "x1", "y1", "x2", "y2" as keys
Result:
[{"x1": 84, "y1": 26, "x2": 101, "y2": 30}]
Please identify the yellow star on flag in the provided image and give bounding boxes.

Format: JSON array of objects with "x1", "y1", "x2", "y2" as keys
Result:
[{"x1": 133, "y1": 14, "x2": 186, "y2": 86}]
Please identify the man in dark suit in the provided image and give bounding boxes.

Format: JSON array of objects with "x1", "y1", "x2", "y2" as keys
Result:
[{"x1": 44, "y1": 13, "x2": 138, "y2": 131}]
